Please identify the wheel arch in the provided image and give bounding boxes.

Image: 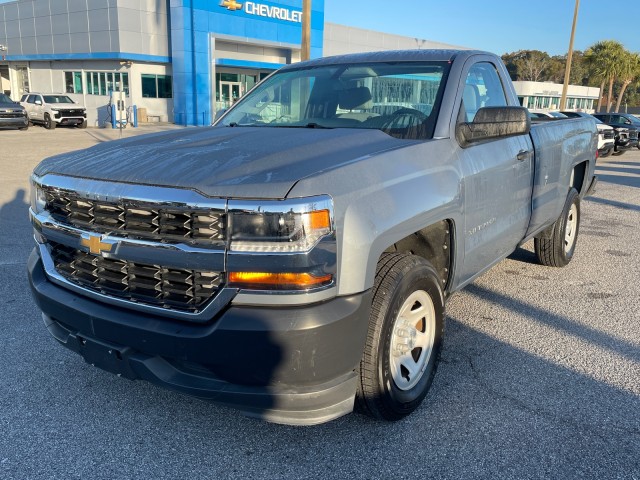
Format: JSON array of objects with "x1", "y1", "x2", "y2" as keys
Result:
[
  {"x1": 571, "y1": 161, "x2": 588, "y2": 196},
  {"x1": 380, "y1": 219, "x2": 454, "y2": 295}
]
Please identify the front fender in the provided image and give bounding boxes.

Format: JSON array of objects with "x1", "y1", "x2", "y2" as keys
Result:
[{"x1": 288, "y1": 139, "x2": 463, "y2": 296}]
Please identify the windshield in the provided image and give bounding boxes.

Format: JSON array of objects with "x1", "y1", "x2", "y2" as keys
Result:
[
  {"x1": 0, "y1": 93, "x2": 13, "y2": 103},
  {"x1": 626, "y1": 115, "x2": 640, "y2": 125},
  {"x1": 217, "y1": 61, "x2": 450, "y2": 140},
  {"x1": 43, "y1": 95, "x2": 74, "y2": 104}
]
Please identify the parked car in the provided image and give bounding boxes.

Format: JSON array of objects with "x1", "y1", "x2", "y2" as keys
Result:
[
  {"x1": 560, "y1": 111, "x2": 615, "y2": 158},
  {"x1": 20, "y1": 93, "x2": 87, "y2": 129},
  {"x1": 28, "y1": 50, "x2": 597, "y2": 425},
  {"x1": 592, "y1": 113, "x2": 640, "y2": 153},
  {"x1": 528, "y1": 110, "x2": 568, "y2": 120},
  {"x1": 0, "y1": 93, "x2": 29, "y2": 130}
]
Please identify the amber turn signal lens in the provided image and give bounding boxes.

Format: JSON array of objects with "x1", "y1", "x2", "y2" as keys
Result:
[
  {"x1": 228, "y1": 271, "x2": 333, "y2": 290},
  {"x1": 305, "y1": 209, "x2": 331, "y2": 230}
]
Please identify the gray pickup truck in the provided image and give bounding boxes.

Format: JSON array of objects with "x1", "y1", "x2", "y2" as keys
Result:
[{"x1": 28, "y1": 50, "x2": 597, "y2": 425}]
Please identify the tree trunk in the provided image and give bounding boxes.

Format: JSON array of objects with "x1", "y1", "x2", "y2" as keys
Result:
[
  {"x1": 615, "y1": 80, "x2": 632, "y2": 112},
  {"x1": 596, "y1": 80, "x2": 605, "y2": 112},
  {"x1": 606, "y1": 77, "x2": 615, "y2": 112}
]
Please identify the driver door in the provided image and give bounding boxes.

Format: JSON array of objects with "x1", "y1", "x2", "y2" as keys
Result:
[{"x1": 456, "y1": 61, "x2": 534, "y2": 284}]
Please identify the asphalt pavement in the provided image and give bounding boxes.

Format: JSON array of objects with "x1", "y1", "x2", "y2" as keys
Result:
[{"x1": 0, "y1": 125, "x2": 638, "y2": 479}]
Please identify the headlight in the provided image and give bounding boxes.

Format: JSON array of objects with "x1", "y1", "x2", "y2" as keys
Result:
[
  {"x1": 30, "y1": 179, "x2": 47, "y2": 214},
  {"x1": 228, "y1": 195, "x2": 333, "y2": 253},
  {"x1": 50, "y1": 107, "x2": 59, "y2": 111}
]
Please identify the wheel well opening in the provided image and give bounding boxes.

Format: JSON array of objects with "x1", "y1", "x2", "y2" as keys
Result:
[
  {"x1": 383, "y1": 220, "x2": 452, "y2": 291},
  {"x1": 571, "y1": 162, "x2": 587, "y2": 194}
]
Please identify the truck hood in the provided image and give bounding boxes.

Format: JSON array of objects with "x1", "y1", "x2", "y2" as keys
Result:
[
  {"x1": 34, "y1": 126, "x2": 412, "y2": 198},
  {"x1": 0, "y1": 101, "x2": 24, "y2": 110}
]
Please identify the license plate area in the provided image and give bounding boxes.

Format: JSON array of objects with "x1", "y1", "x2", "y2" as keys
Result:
[{"x1": 76, "y1": 335, "x2": 137, "y2": 380}]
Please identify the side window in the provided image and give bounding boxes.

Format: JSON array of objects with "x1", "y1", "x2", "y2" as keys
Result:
[{"x1": 461, "y1": 62, "x2": 508, "y2": 122}]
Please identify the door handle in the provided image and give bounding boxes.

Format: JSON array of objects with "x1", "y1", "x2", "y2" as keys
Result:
[{"x1": 516, "y1": 149, "x2": 531, "y2": 161}]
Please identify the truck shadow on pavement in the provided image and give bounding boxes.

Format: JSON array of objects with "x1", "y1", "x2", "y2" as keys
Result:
[
  {"x1": 46, "y1": 303, "x2": 639, "y2": 479},
  {"x1": 463, "y1": 284, "x2": 639, "y2": 364},
  {"x1": 0, "y1": 188, "x2": 32, "y2": 262},
  {"x1": 585, "y1": 195, "x2": 640, "y2": 212},
  {"x1": 8, "y1": 264, "x2": 638, "y2": 478}
]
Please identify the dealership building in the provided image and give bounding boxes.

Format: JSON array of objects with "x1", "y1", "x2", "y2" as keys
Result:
[
  {"x1": 0, "y1": 0, "x2": 464, "y2": 126},
  {"x1": 0, "y1": 0, "x2": 598, "y2": 126}
]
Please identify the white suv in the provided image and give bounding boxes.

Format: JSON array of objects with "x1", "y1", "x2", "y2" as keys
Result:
[{"x1": 20, "y1": 93, "x2": 87, "y2": 129}]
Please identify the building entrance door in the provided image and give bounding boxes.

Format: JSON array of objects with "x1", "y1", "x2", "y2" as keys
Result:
[
  {"x1": 0, "y1": 65, "x2": 9, "y2": 96},
  {"x1": 219, "y1": 81, "x2": 243, "y2": 109}
]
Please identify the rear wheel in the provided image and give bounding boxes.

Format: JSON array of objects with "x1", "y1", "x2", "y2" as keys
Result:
[
  {"x1": 356, "y1": 253, "x2": 444, "y2": 421},
  {"x1": 535, "y1": 188, "x2": 580, "y2": 267}
]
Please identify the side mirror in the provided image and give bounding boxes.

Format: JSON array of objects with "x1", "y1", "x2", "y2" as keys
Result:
[
  {"x1": 35, "y1": 99, "x2": 42, "y2": 105},
  {"x1": 456, "y1": 106, "x2": 531, "y2": 148}
]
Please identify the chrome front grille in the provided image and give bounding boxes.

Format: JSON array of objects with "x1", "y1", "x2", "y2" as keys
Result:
[
  {"x1": 0, "y1": 111, "x2": 25, "y2": 118},
  {"x1": 60, "y1": 109, "x2": 85, "y2": 116},
  {"x1": 49, "y1": 241, "x2": 222, "y2": 313},
  {"x1": 43, "y1": 188, "x2": 226, "y2": 245}
]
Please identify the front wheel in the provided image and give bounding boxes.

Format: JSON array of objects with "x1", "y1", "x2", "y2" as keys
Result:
[
  {"x1": 535, "y1": 188, "x2": 580, "y2": 267},
  {"x1": 356, "y1": 253, "x2": 444, "y2": 421},
  {"x1": 44, "y1": 114, "x2": 56, "y2": 130}
]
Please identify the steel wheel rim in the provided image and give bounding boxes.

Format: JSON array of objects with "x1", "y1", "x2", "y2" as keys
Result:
[
  {"x1": 564, "y1": 203, "x2": 578, "y2": 254},
  {"x1": 389, "y1": 289, "x2": 436, "y2": 391}
]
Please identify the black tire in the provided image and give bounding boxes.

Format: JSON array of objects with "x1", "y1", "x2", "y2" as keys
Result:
[
  {"x1": 44, "y1": 114, "x2": 56, "y2": 130},
  {"x1": 79, "y1": 120, "x2": 87, "y2": 129},
  {"x1": 356, "y1": 253, "x2": 444, "y2": 421},
  {"x1": 599, "y1": 148, "x2": 611, "y2": 158},
  {"x1": 535, "y1": 188, "x2": 580, "y2": 267}
]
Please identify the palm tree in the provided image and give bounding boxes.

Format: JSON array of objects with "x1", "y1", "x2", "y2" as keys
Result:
[
  {"x1": 584, "y1": 40, "x2": 625, "y2": 112},
  {"x1": 614, "y1": 52, "x2": 640, "y2": 112}
]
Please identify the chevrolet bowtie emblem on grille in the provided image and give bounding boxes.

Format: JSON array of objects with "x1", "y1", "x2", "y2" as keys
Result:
[
  {"x1": 81, "y1": 234, "x2": 113, "y2": 255},
  {"x1": 221, "y1": 0, "x2": 243, "y2": 11}
]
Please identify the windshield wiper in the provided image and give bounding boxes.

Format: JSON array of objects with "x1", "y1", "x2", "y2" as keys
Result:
[{"x1": 280, "y1": 122, "x2": 332, "y2": 129}]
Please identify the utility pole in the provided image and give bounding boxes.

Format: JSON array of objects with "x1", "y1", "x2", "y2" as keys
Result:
[
  {"x1": 301, "y1": 0, "x2": 311, "y2": 61},
  {"x1": 560, "y1": 0, "x2": 580, "y2": 110}
]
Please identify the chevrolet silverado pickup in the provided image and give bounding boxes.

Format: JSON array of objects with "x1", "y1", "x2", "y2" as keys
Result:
[{"x1": 28, "y1": 50, "x2": 597, "y2": 425}]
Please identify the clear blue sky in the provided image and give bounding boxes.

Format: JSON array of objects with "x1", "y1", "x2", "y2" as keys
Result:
[{"x1": 324, "y1": 0, "x2": 639, "y2": 56}]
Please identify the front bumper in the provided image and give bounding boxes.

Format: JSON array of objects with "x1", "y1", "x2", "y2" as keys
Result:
[
  {"x1": 28, "y1": 249, "x2": 371, "y2": 425},
  {"x1": 55, "y1": 117, "x2": 85, "y2": 126},
  {"x1": 615, "y1": 138, "x2": 639, "y2": 150},
  {"x1": 0, "y1": 116, "x2": 28, "y2": 128}
]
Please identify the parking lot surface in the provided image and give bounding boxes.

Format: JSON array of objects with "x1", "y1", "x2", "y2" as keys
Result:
[{"x1": 1, "y1": 126, "x2": 639, "y2": 479}]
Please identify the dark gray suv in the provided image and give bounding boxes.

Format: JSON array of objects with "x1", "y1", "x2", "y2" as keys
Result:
[
  {"x1": 593, "y1": 113, "x2": 640, "y2": 150},
  {"x1": 0, "y1": 93, "x2": 29, "y2": 130}
]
